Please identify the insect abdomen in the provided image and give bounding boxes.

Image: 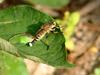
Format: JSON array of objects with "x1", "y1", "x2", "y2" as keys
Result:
[{"x1": 28, "y1": 22, "x2": 56, "y2": 47}]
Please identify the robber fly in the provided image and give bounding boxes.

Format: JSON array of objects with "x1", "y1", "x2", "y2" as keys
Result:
[{"x1": 27, "y1": 22, "x2": 57, "y2": 47}]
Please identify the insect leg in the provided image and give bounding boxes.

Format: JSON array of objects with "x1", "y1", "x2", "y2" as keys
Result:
[{"x1": 40, "y1": 40, "x2": 49, "y2": 50}]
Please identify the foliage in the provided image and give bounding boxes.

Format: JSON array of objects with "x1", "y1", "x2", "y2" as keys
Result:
[
  {"x1": 0, "y1": 5, "x2": 73, "y2": 69},
  {"x1": 94, "y1": 68, "x2": 100, "y2": 75},
  {"x1": 0, "y1": 50, "x2": 29, "y2": 75},
  {"x1": 56, "y1": 11, "x2": 80, "y2": 51}
]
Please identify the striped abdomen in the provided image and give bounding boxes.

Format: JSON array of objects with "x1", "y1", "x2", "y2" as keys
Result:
[{"x1": 28, "y1": 22, "x2": 56, "y2": 46}]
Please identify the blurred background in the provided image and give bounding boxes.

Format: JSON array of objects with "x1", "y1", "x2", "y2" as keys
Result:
[{"x1": 0, "y1": 0, "x2": 100, "y2": 75}]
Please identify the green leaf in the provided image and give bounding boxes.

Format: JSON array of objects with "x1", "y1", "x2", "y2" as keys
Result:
[
  {"x1": 0, "y1": 38, "x2": 19, "y2": 56},
  {"x1": 0, "y1": 5, "x2": 73, "y2": 68},
  {"x1": 94, "y1": 68, "x2": 100, "y2": 75},
  {"x1": 30, "y1": 0, "x2": 70, "y2": 9},
  {"x1": 0, "y1": 5, "x2": 53, "y2": 40},
  {"x1": 9, "y1": 34, "x2": 33, "y2": 44},
  {"x1": 15, "y1": 32, "x2": 74, "y2": 68},
  {"x1": 0, "y1": 50, "x2": 29, "y2": 75}
]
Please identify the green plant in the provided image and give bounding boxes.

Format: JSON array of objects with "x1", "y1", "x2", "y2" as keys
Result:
[{"x1": 0, "y1": 0, "x2": 75, "y2": 75}]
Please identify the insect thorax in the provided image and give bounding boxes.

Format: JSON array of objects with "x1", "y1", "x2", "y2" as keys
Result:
[{"x1": 28, "y1": 22, "x2": 56, "y2": 46}]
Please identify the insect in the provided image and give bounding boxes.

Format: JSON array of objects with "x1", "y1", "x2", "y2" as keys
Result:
[{"x1": 27, "y1": 22, "x2": 57, "y2": 47}]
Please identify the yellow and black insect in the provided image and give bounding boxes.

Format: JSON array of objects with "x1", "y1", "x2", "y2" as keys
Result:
[{"x1": 27, "y1": 22, "x2": 57, "y2": 47}]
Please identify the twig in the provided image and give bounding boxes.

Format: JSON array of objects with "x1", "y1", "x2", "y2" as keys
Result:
[{"x1": 79, "y1": 0, "x2": 100, "y2": 16}]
